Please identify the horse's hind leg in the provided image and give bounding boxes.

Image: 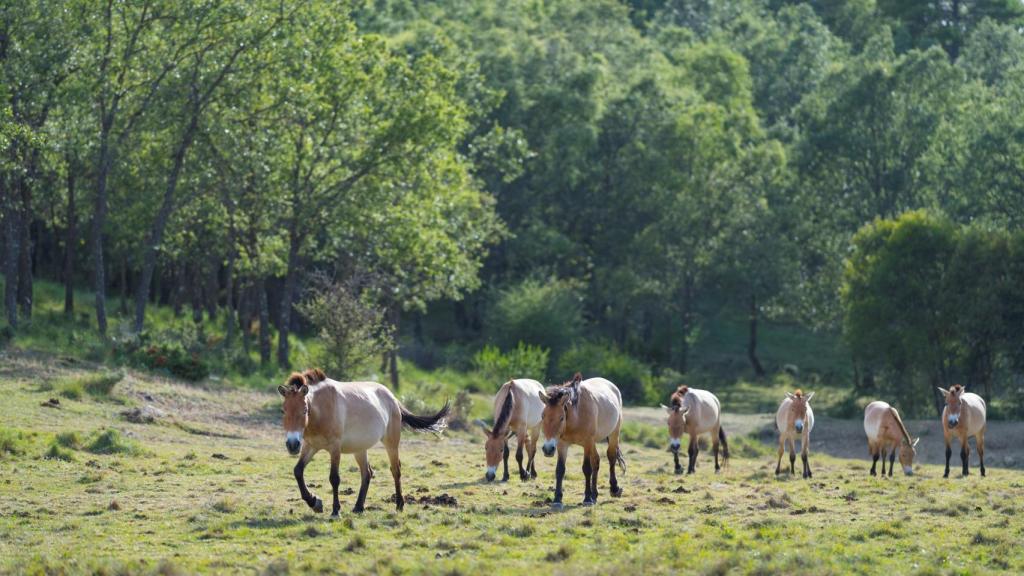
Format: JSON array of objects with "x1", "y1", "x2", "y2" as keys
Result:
[
  {"x1": 589, "y1": 442, "x2": 601, "y2": 504},
  {"x1": 869, "y1": 441, "x2": 879, "y2": 476},
  {"x1": 581, "y1": 443, "x2": 595, "y2": 505},
  {"x1": 385, "y1": 442, "x2": 404, "y2": 511},
  {"x1": 527, "y1": 426, "x2": 539, "y2": 479},
  {"x1": 352, "y1": 451, "x2": 372, "y2": 514},
  {"x1": 887, "y1": 443, "x2": 896, "y2": 477},
  {"x1": 977, "y1": 430, "x2": 986, "y2": 477},
  {"x1": 607, "y1": 426, "x2": 623, "y2": 497},
  {"x1": 712, "y1": 426, "x2": 721, "y2": 473},
  {"x1": 329, "y1": 450, "x2": 342, "y2": 517}
]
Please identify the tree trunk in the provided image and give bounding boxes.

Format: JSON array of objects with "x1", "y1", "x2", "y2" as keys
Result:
[
  {"x1": 205, "y1": 259, "x2": 218, "y2": 320},
  {"x1": 190, "y1": 263, "x2": 204, "y2": 341},
  {"x1": 119, "y1": 256, "x2": 129, "y2": 315},
  {"x1": 16, "y1": 172, "x2": 33, "y2": 320},
  {"x1": 225, "y1": 250, "x2": 235, "y2": 346},
  {"x1": 3, "y1": 186, "x2": 19, "y2": 328},
  {"x1": 276, "y1": 231, "x2": 301, "y2": 368},
  {"x1": 63, "y1": 165, "x2": 76, "y2": 318},
  {"x1": 258, "y1": 278, "x2": 271, "y2": 366},
  {"x1": 133, "y1": 114, "x2": 198, "y2": 332},
  {"x1": 747, "y1": 293, "x2": 766, "y2": 378},
  {"x1": 91, "y1": 125, "x2": 112, "y2": 335}
]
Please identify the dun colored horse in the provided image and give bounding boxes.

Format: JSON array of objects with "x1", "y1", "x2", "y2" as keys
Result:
[
  {"x1": 863, "y1": 401, "x2": 919, "y2": 476},
  {"x1": 477, "y1": 378, "x2": 545, "y2": 482},
  {"x1": 938, "y1": 385, "x2": 987, "y2": 478},
  {"x1": 660, "y1": 385, "x2": 729, "y2": 475},
  {"x1": 279, "y1": 369, "x2": 450, "y2": 515},
  {"x1": 775, "y1": 390, "x2": 815, "y2": 478},
  {"x1": 538, "y1": 373, "x2": 625, "y2": 507}
]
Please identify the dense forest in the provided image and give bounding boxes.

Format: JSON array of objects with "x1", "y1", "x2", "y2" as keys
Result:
[{"x1": 4, "y1": 0, "x2": 1024, "y2": 416}]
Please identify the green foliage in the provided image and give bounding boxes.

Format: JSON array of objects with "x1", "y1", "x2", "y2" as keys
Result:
[
  {"x1": 44, "y1": 443, "x2": 76, "y2": 462},
  {"x1": 485, "y1": 278, "x2": 582, "y2": 362},
  {"x1": 558, "y1": 342, "x2": 652, "y2": 403},
  {"x1": 472, "y1": 343, "x2": 549, "y2": 384},
  {"x1": 54, "y1": 373, "x2": 122, "y2": 400},
  {"x1": 85, "y1": 429, "x2": 144, "y2": 457},
  {"x1": 0, "y1": 427, "x2": 30, "y2": 458}
]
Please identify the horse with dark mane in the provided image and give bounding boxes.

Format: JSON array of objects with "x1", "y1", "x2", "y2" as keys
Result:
[
  {"x1": 538, "y1": 373, "x2": 625, "y2": 507},
  {"x1": 477, "y1": 378, "x2": 545, "y2": 482},
  {"x1": 278, "y1": 369, "x2": 449, "y2": 515},
  {"x1": 661, "y1": 385, "x2": 729, "y2": 475}
]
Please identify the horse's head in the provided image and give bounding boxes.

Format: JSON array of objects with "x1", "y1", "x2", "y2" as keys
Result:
[
  {"x1": 785, "y1": 389, "x2": 814, "y2": 433},
  {"x1": 661, "y1": 385, "x2": 690, "y2": 453},
  {"x1": 938, "y1": 385, "x2": 965, "y2": 429},
  {"x1": 898, "y1": 436, "x2": 921, "y2": 475},
  {"x1": 277, "y1": 372, "x2": 310, "y2": 455},
  {"x1": 538, "y1": 376, "x2": 580, "y2": 457}
]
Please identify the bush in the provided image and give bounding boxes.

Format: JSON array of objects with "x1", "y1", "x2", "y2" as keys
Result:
[
  {"x1": 473, "y1": 343, "x2": 549, "y2": 384},
  {"x1": 133, "y1": 341, "x2": 209, "y2": 382},
  {"x1": 0, "y1": 427, "x2": 29, "y2": 458},
  {"x1": 298, "y1": 272, "x2": 394, "y2": 379},
  {"x1": 45, "y1": 443, "x2": 76, "y2": 462},
  {"x1": 485, "y1": 278, "x2": 582, "y2": 364},
  {"x1": 54, "y1": 372, "x2": 123, "y2": 400},
  {"x1": 557, "y1": 342, "x2": 651, "y2": 403},
  {"x1": 86, "y1": 429, "x2": 144, "y2": 456}
]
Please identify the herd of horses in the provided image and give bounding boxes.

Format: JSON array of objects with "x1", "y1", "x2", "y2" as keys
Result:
[{"x1": 277, "y1": 369, "x2": 989, "y2": 516}]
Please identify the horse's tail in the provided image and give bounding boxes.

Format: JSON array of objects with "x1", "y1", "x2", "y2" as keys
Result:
[
  {"x1": 616, "y1": 447, "x2": 627, "y2": 474},
  {"x1": 718, "y1": 426, "x2": 730, "y2": 466},
  {"x1": 400, "y1": 400, "x2": 451, "y2": 433}
]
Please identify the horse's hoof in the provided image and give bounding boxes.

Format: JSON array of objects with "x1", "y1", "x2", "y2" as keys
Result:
[
  {"x1": 520, "y1": 473, "x2": 530, "y2": 482},
  {"x1": 396, "y1": 500, "x2": 405, "y2": 512},
  {"x1": 311, "y1": 497, "x2": 323, "y2": 513},
  {"x1": 581, "y1": 499, "x2": 595, "y2": 506},
  {"x1": 674, "y1": 467, "x2": 683, "y2": 475},
  {"x1": 352, "y1": 506, "x2": 365, "y2": 514},
  {"x1": 330, "y1": 511, "x2": 340, "y2": 519},
  {"x1": 550, "y1": 502, "x2": 564, "y2": 510},
  {"x1": 981, "y1": 469, "x2": 986, "y2": 477},
  {"x1": 610, "y1": 487, "x2": 623, "y2": 497},
  {"x1": 943, "y1": 472, "x2": 950, "y2": 478}
]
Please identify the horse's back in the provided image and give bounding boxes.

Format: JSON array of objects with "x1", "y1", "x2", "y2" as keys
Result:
[
  {"x1": 316, "y1": 380, "x2": 396, "y2": 452},
  {"x1": 510, "y1": 378, "x2": 545, "y2": 428},
  {"x1": 863, "y1": 401, "x2": 890, "y2": 441},
  {"x1": 962, "y1": 392, "x2": 987, "y2": 435},
  {"x1": 580, "y1": 378, "x2": 623, "y2": 439},
  {"x1": 684, "y1": 388, "x2": 721, "y2": 433}
]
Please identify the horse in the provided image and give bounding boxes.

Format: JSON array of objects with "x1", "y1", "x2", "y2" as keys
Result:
[
  {"x1": 538, "y1": 373, "x2": 625, "y2": 507},
  {"x1": 476, "y1": 378, "x2": 545, "y2": 482},
  {"x1": 278, "y1": 369, "x2": 450, "y2": 515},
  {"x1": 938, "y1": 385, "x2": 987, "y2": 478},
  {"x1": 775, "y1": 390, "x2": 815, "y2": 478},
  {"x1": 863, "y1": 401, "x2": 919, "y2": 477},
  {"x1": 660, "y1": 385, "x2": 729, "y2": 475}
]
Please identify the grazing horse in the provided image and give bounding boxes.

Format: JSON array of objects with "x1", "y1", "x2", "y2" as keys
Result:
[
  {"x1": 278, "y1": 369, "x2": 450, "y2": 515},
  {"x1": 863, "y1": 401, "x2": 919, "y2": 477},
  {"x1": 477, "y1": 378, "x2": 545, "y2": 482},
  {"x1": 538, "y1": 373, "x2": 625, "y2": 507},
  {"x1": 660, "y1": 385, "x2": 729, "y2": 475},
  {"x1": 775, "y1": 390, "x2": 815, "y2": 478},
  {"x1": 938, "y1": 385, "x2": 987, "y2": 478}
]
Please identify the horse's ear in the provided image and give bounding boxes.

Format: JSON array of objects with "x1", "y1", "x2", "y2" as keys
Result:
[
  {"x1": 277, "y1": 385, "x2": 289, "y2": 397},
  {"x1": 681, "y1": 408, "x2": 690, "y2": 417},
  {"x1": 912, "y1": 437, "x2": 920, "y2": 447},
  {"x1": 538, "y1": 390, "x2": 549, "y2": 404},
  {"x1": 474, "y1": 419, "x2": 493, "y2": 436},
  {"x1": 299, "y1": 384, "x2": 309, "y2": 396},
  {"x1": 660, "y1": 404, "x2": 673, "y2": 414},
  {"x1": 785, "y1": 391, "x2": 795, "y2": 399},
  {"x1": 937, "y1": 387, "x2": 950, "y2": 398},
  {"x1": 572, "y1": 372, "x2": 583, "y2": 385},
  {"x1": 805, "y1": 391, "x2": 815, "y2": 402}
]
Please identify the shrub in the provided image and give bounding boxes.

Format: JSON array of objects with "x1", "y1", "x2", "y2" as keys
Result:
[
  {"x1": 557, "y1": 342, "x2": 651, "y2": 403},
  {"x1": 86, "y1": 429, "x2": 144, "y2": 456},
  {"x1": 485, "y1": 278, "x2": 582, "y2": 363},
  {"x1": 0, "y1": 427, "x2": 29, "y2": 458},
  {"x1": 473, "y1": 343, "x2": 549, "y2": 384},
  {"x1": 133, "y1": 341, "x2": 209, "y2": 382},
  {"x1": 298, "y1": 272, "x2": 394, "y2": 379},
  {"x1": 54, "y1": 432, "x2": 82, "y2": 449},
  {"x1": 58, "y1": 381, "x2": 84, "y2": 400},
  {"x1": 44, "y1": 443, "x2": 75, "y2": 462},
  {"x1": 55, "y1": 372, "x2": 123, "y2": 400}
]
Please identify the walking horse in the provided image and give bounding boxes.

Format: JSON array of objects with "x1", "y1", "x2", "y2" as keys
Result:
[
  {"x1": 278, "y1": 369, "x2": 450, "y2": 515},
  {"x1": 477, "y1": 378, "x2": 545, "y2": 482},
  {"x1": 938, "y1": 385, "x2": 987, "y2": 478},
  {"x1": 661, "y1": 385, "x2": 729, "y2": 475}
]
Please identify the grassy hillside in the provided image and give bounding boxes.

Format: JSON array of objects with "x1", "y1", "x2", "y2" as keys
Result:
[{"x1": 2, "y1": 352, "x2": 1022, "y2": 574}]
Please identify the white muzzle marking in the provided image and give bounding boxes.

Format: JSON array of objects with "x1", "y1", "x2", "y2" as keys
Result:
[
  {"x1": 486, "y1": 466, "x2": 497, "y2": 476},
  {"x1": 903, "y1": 465, "x2": 913, "y2": 475},
  {"x1": 669, "y1": 438, "x2": 681, "y2": 451},
  {"x1": 794, "y1": 419, "x2": 804, "y2": 432},
  {"x1": 286, "y1": 431, "x2": 303, "y2": 443},
  {"x1": 543, "y1": 439, "x2": 557, "y2": 452}
]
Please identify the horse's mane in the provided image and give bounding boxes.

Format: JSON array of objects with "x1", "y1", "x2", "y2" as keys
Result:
[
  {"x1": 793, "y1": 389, "x2": 804, "y2": 398},
  {"x1": 949, "y1": 384, "x2": 964, "y2": 395},
  {"x1": 544, "y1": 385, "x2": 576, "y2": 407},
  {"x1": 889, "y1": 406, "x2": 913, "y2": 446},
  {"x1": 286, "y1": 372, "x2": 306, "y2": 389},
  {"x1": 670, "y1": 385, "x2": 689, "y2": 409},
  {"x1": 302, "y1": 368, "x2": 326, "y2": 385},
  {"x1": 492, "y1": 381, "x2": 515, "y2": 437}
]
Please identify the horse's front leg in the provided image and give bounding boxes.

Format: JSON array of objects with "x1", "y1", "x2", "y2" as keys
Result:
[
  {"x1": 501, "y1": 439, "x2": 510, "y2": 482},
  {"x1": 352, "y1": 451, "x2": 372, "y2": 513},
  {"x1": 294, "y1": 446, "x2": 323, "y2": 513},
  {"x1": 686, "y1": 435, "x2": 698, "y2": 475},
  {"x1": 581, "y1": 444, "x2": 594, "y2": 505},
  {"x1": 516, "y1": 429, "x2": 529, "y2": 481},
  {"x1": 526, "y1": 427, "x2": 539, "y2": 479},
  {"x1": 788, "y1": 438, "x2": 796, "y2": 475},
  {"x1": 329, "y1": 450, "x2": 342, "y2": 517},
  {"x1": 887, "y1": 444, "x2": 895, "y2": 478},
  {"x1": 801, "y1": 432, "x2": 812, "y2": 479},
  {"x1": 775, "y1": 436, "x2": 785, "y2": 476},
  {"x1": 960, "y1": 432, "x2": 970, "y2": 477},
  {"x1": 943, "y1": 429, "x2": 953, "y2": 478},
  {"x1": 552, "y1": 442, "x2": 568, "y2": 509}
]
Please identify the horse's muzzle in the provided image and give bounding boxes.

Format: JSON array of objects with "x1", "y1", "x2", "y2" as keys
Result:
[
  {"x1": 542, "y1": 443, "x2": 556, "y2": 457},
  {"x1": 794, "y1": 420, "x2": 804, "y2": 434},
  {"x1": 286, "y1": 439, "x2": 301, "y2": 455},
  {"x1": 947, "y1": 417, "x2": 959, "y2": 428},
  {"x1": 485, "y1": 467, "x2": 496, "y2": 482}
]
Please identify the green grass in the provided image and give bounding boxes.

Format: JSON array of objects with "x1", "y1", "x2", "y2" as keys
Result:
[{"x1": 1, "y1": 353, "x2": 1023, "y2": 574}]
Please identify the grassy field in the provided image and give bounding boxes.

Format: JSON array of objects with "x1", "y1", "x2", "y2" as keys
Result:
[{"x1": 2, "y1": 351, "x2": 1023, "y2": 575}]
